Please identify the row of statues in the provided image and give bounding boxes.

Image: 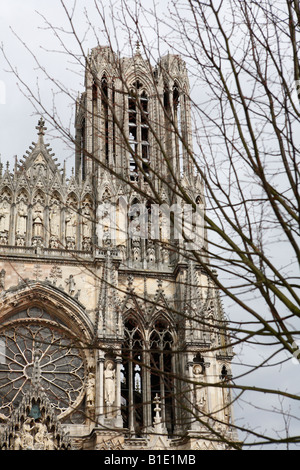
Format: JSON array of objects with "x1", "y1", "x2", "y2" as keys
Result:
[{"x1": 0, "y1": 195, "x2": 93, "y2": 249}]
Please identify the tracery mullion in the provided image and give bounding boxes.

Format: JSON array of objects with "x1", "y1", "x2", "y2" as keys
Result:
[
  {"x1": 5, "y1": 376, "x2": 29, "y2": 406},
  {"x1": 143, "y1": 338, "x2": 152, "y2": 430},
  {"x1": 159, "y1": 338, "x2": 166, "y2": 427},
  {"x1": 9, "y1": 333, "x2": 29, "y2": 365},
  {"x1": 37, "y1": 333, "x2": 63, "y2": 362},
  {"x1": 128, "y1": 337, "x2": 134, "y2": 434}
]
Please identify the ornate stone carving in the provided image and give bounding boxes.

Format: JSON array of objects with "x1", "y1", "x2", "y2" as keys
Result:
[
  {"x1": 193, "y1": 363, "x2": 206, "y2": 411},
  {"x1": 104, "y1": 360, "x2": 116, "y2": 408},
  {"x1": 0, "y1": 350, "x2": 72, "y2": 450},
  {"x1": 0, "y1": 232, "x2": 8, "y2": 245},
  {"x1": 147, "y1": 240, "x2": 155, "y2": 264},
  {"x1": 86, "y1": 371, "x2": 95, "y2": 407},
  {"x1": 16, "y1": 199, "x2": 28, "y2": 236},
  {"x1": 0, "y1": 199, "x2": 10, "y2": 233},
  {"x1": 65, "y1": 208, "x2": 77, "y2": 239},
  {"x1": 49, "y1": 198, "x2": 61, "y2": 239},
  {"x1": 65, "y1": 274, "x2": 76, "y2": 295},
  {"x1": 49, "y1": 265, "x2": 62, "y2": 285},
  {"x1": 0, "y1": 269, "x2": 5, "y2": 291},
  {"x1": 82, "y1": 200, "x2": 93, "y2": 240}
]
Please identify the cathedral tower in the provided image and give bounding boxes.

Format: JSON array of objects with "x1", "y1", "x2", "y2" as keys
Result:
[{"x1": 0, "y1": 46, "x2": 237, "y2": 450}]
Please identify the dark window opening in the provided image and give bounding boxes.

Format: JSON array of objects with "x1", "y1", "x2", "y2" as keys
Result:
[{"x1": 101, "y1": 76, "x2": 109, "y2": 165}]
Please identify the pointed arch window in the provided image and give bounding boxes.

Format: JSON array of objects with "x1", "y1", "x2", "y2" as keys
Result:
[
  {"x1": 101, "y1": 76, "x2": 109, "y2": 165},
  {"x1": 150, "y1": 319, "x2": 175, "y2": 436},
  {"x1": 121, "y1": 319, "x2": 144, "y2": 436},
  {"x1": 121, "y1": 316, "x2": 176, "y2": 437},
  {"x1": 128, "y1": 84, "x2": 150, "y2": 181}
]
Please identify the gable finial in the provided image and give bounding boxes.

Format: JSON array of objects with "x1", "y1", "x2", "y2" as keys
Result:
[
  {"x1": 135, "y1": 40, "x2": 141, "y2": 55},
  {"x1": 36, "y1": 117, "x2": 47, "y2": 138}
]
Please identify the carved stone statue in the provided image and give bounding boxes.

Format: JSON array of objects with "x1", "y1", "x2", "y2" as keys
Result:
[
  {"x1": 49, "y1": 201, "x2": 61, "y2": 238},
  {"x1": 16, "y1": 200, "x2": 28, "y2": 235},
  {"x1": 34, "y1": 422, "x2": 47, "y2": 446},
  {"x1": 32, "y1": 203, "x2": 44, "y2": 238},
  {"x1": 65, "y1": 208, "x2": 77, "y2": 239},
  {"x1": 21, "y1": 417, "x2": 35, "y2": 449},
  {"x1": 97, "y1": 200, "x2": 112, "y2": 246},
  {"x1": 193, "y1": 364, "x2": 206, "y2": 411},
  {"x1": 104, "y1": 360, "x2": 116, "y2": 407},
  {"x1": 16, "y1": 234, "x2": 25, "y2": 246},
  {"x1": 86, "y1": 372, "x2": 95, "y2": 407},
  {"x1": 161, "y1": 247, "x2": 169, "y2": 265},
  {"x1": 0, "y1": 199, "x2": 10, "y2": 232},
  {"x1": 0, "y1": 269, "x2": 6, "y2": 290},
  {"x1": 13, "y1": 432, "x2": 22, "y2": 450},
  {"x1": 82, "y1": 204, "x2": 92, "y2": 239},
  {"x1": 65, "y1": 274, "x2": 76, "y2": 295}
]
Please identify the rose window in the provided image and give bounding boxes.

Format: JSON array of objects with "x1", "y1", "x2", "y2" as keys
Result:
[{"x1": 0, "y1": 308, "x2": 86, "y2": 421}]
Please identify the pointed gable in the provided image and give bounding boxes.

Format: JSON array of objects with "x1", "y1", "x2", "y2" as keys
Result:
[{"x1": 20, "y1": 118, "x2": 63, "y2": 180}]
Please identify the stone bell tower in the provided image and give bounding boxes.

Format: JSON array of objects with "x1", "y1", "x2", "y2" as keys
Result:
[{"x1": 0, "y1": 45, "x2": 237, "y2": 451}]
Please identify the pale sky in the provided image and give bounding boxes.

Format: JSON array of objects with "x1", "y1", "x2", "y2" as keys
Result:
[{"x1": 0, "y1": 0, "x2": 299, "y2": 449}]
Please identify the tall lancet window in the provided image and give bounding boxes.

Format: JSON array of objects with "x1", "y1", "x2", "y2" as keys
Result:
[
  {"x1": 150, "y1": 319, "x2": 175, "y2": 436},
  {"x1": 92, "y1": 79, "x2": 98, "y2": 161},
  {"x1": 173, "y1": 83, "x2": 183, "y2": 174},
  {"x1": 128, "y1": 81, "x2": 150, "y2": 181},
  {"x1": 101, "y1": 75, "x2": 109, "y2": 165},
  {"x1": 122, "y1": 319, "x2": 144, "y2": 436}
]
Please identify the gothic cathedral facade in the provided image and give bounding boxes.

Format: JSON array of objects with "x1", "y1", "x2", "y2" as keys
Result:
[{"x1": 0, "y1": 46, "x2": 236, "y2": 450}]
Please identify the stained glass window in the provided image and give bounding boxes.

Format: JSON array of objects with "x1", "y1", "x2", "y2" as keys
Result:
[{"x1": 0, "y1": 308, "x2": 86, "y2": 423}]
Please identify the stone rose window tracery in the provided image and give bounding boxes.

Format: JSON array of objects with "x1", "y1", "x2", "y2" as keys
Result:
[{"x1": 0, "y1": 308, "x2": 86, "y2": 422}]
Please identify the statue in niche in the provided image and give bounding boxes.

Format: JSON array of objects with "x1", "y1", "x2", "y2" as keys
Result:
[
  {"x1": 86, "y1": 371, "x2": 95, "y2": 407},
  {"x1": 49, "y1": 200, "x2": 61, "y2": 238},
  {"x1": 16, "y1": 200, "x2": 28, "y2": 235},
  {"x1": 131, "y1": 220, "x2": 141, "y2": 262},
  {"x1": 32, "y1": 203, "x2": 44, "y2": 238},
  {"x1": 0, "y1": 269, "x2": 6, "y2": 290},
  {"x1": 0, "y1": 199, "x2": 10, "y2": 232},
  {"x1": 82, "y1": 202, "x2": 92, "y2": 239},
  {"x1": 97, "y1": 200, "x2": 112, "y2": 246},
  {"x1": 65, "y1": 207, "x2": 77, "y2": 239},
  {"x1": 193, "y1": 364, "x2": 206, "y2": 411},
  {"x1": 160, "y1": 210, "x2": 170, "y2": 242},
  {"x1": 102, "y1": 225, "x2": 111, "y2": 247},
  {"x1": 104, "y1": 360, "x2": 116, "y2": 407}
]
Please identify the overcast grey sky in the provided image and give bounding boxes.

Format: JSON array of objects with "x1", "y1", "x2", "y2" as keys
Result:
[
  {"x1": 0, "y1": 0, "x2": 167, "y2": 169},
  {"x1": 0, "y1": 0, "x2": 299, "y2": 449},
  {"x1": 0, "y1": 0, "x2": 108, "y2": 169}
]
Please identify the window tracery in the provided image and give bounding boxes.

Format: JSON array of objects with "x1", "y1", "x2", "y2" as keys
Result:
[
  {"x1": 121, "y1": 316, "x2": 175, "y2": 437},
  {"x1": 0, "y1": 308, "x2": 86, "y2": 424},
  {"x1": 128, "y1": 83, "x2": 150, "y2": 181}
]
